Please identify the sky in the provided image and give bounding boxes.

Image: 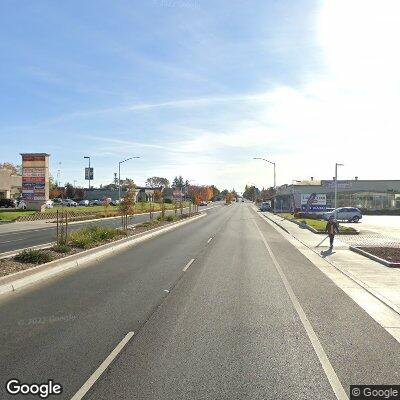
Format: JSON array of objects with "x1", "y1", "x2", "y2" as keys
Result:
[{"x1": 1, "y1": 0, "x2": 400, "y2": 192}]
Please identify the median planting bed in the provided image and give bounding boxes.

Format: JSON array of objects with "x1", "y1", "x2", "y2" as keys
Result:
[
  {"x1": 0, "y1": 213, "x2": 198, "y2": 278},
  {"x1": 277, "y1": 213, "x2": 358, "y2": 234},
  {"x1": 352, "y1": 246, "x2": 400, "y2": 267}
]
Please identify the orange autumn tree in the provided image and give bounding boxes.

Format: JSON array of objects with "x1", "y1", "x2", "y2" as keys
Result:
[{"x1": 226, "y1": 192, "x2": 234, "y2": 204}]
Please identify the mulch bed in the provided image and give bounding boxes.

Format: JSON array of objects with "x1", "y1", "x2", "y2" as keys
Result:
[{"x1": 358, "y1": 247, "x2": 400, "y2": 263}]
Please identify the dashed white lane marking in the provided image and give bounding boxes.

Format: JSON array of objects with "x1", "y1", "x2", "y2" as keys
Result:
[
  {"x1": 252, "y1": 217, "x2": 349, "y2": 400},
  {"x1": 207, "y1": 237, "x2": 213, "y2": 244},
  {"x1": 70, "y1": 332, "x2": 135, "y2": 400},
  {"x1": 183, "y1": 258, "x2": 195, "y2": 272}
]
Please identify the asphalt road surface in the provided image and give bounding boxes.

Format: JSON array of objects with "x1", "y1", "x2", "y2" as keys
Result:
[
  {"x1": 0, "y1": 205, "x2": 212, "y2": 255},
  {"x1": 0, "y1": 203, "x2": 399, "y2": 399}
]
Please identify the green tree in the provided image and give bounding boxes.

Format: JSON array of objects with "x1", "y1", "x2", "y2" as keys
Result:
[
  {"x1": 0, "y1": 162, "x2": 21, "y2": 174},
  {"x1": 146, "y1": 176, "x2": 170, "y2": 188},
  {"x1": 172, "y1": 175, "x2": 184, "y2": 188},
  {"x1": 65, "y1": 183, "x2": 75, "y2": 199}
]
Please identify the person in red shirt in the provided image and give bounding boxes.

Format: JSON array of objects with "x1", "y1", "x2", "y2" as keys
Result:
[{"x1": 325, "y1": 215, "x2": 339, "y2": 250}]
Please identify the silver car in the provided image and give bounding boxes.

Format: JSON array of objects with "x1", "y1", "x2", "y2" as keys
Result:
[{"x1": 323, "y1": 207, "x2": 362, "y2": 222}]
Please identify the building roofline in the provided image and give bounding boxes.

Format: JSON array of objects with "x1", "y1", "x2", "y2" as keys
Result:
[{"x1": 20, "y1": 153, "x2": 51, "y2": 156}]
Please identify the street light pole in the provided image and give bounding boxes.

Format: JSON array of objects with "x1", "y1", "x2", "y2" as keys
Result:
[
  {"x1": 253, "y1": 157, "x2": 276, "y2": 209},
  {"x1": 118, "y1": 157, "x2": 140, "y2": 202},
  {"x1": 334, "y1": 163, "x2": 344, "y2": 216},
  {"x1": 84, "y1": 156, "x2": 91, "y2": 190}
]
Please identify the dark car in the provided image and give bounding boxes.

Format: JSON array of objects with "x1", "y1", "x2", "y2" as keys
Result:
[{"x1": 0, "y1": 198, "x2": 16, "y2": 208}]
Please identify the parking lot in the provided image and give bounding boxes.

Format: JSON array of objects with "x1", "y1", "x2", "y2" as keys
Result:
[{"x1": 341, "y1": 215, "x2": 400, "y2": 247}]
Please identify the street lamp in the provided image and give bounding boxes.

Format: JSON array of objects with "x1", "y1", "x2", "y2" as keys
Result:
[
  {"x1": 253, "y1": 157, "x2": 276, "y2": 210},
  {"x1": 119, "y1": 157, "x2": 140, "y2": 202},
  {"x1": 334, "y1": 163, "x2": 344, "y2": 212},
  {"x1": 83, "y1": 156, "x2": 91, "y2": 190},
  {"x1": 253, "y1": 157, "x2": 276, "y2": 188}
]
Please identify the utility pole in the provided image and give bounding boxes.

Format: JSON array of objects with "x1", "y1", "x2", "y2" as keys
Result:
[
  {"x1": 334, "y1": 163, "x2": 344, "y2": 214},
  {"x1": 253, "y1": 157, "x2": 276, "y2": 210}
]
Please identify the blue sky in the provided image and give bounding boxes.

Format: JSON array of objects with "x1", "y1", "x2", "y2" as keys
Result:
[{"x1": 1, "y1": 0, "x2": 399, "y2": 191}]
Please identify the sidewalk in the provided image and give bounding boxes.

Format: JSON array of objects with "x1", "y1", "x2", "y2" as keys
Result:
[{"x1": 261, "y1": 211, "x2": 400, "y2": 317}]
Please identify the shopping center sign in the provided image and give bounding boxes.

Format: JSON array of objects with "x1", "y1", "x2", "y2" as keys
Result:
[{"x1": 20, "y1": 153, "x2": 50, "y2": 208}]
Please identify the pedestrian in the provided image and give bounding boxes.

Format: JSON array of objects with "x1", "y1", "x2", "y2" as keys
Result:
[{"x1": 325, "y1": 215, "x2": 339, "y2": 250}]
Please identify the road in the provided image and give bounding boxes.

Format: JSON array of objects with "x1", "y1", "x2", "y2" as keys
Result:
[
  {"x1": 0, "y1": 205, "x2": 212, "y2": 255},
  {"x1": 0, "y1": 203, "x2": 399, "y2": 399}
]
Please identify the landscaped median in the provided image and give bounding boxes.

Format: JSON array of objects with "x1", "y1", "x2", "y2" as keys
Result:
[
  {"x1": 350, "y1": 246, "x2": 400, "y2": 268},
  {"x1": 0, "y1": 212, "x2": 204, "y2": 295},
  {"x1": 276, "y1": 213, "x2": 359, "y2": 235}
]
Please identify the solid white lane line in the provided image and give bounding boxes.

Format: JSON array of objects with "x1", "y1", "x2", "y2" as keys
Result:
[
  {"x1": 183, "y1": 258, "x2": 195, "y2": 272},
  {"x1": 207, "y1": 237, "x2": 213, "y2": 244},
  {"x1": 252, "y1": 218, "x2": 349, "y2": 400},
  {"x1": 0, "y1": 237, "x2": 34, "y2": 244},
  {"x1": 70, "y1": 332, "x2": 135, "y2": 400}
]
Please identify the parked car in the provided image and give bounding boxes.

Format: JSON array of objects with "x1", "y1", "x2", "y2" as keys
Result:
[
  {"x1": 0, "y1": 198, "x2": 16, "y2": 208},
  {"x1": 52, "y1": 198, "x2": 63, "y2": 205},
  {"x1": 110, "y1": 199, "x2": 120, "y2": 206},
  {"x1": 63, "y1": 199, "x2": 78, "y2": 207},
  {"x1": 45, "y1": 200, "x2": 54, "y2": 208},
  {"x1": 16, "y1": 200, "x2": 27, "y2": 209},
  {"x1": 259, "y1": 201, "x2": 271, "y2": 212},
  {"x1": 89, "y1": 199, "x2": 101, "y2": 206},
  {"x1": 323, "y1": 207, "x2": 362, "y2": 222},
  {"x1": 199, "y1": 201, "x2": 208, "y2": 206},
  {"x1": 78, "y1": 200, "x2": 90, "y2": 206}
]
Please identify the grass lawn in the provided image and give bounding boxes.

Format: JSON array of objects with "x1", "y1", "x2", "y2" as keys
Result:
[
  {"x1": 0, "y1": 211, "x2": 36, "y2": 221},
  {"x1": 277, "y1": 212, "x2": 356, "y2": 234},
  {"x1": 0, "y1": 202, "x2": 191, "y2": 221}
]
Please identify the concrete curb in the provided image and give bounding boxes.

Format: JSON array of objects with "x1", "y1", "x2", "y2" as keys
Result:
[
  {"x1": 259, "y1": 212, "x2": 289, "y2": 234},
  {"x1": 0, "y1": 213, "x2": 206, "y2": 296},
  {"x1": 0, "y1": 242, "x2": 54, "y2": 260},
  {"x1": 350, "y1": 246, "x2": 400, "y2": 268}
]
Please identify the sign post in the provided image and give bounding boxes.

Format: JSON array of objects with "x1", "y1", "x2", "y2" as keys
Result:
[{"x1": 20, "y1": 153, "x2": 50, "y2": 211}]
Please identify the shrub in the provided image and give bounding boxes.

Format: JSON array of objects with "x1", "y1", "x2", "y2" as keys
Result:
[
  {"x1": 68, "y1": 226, "x2": 125, "y2": 249},
  {"x1": 15, "y1": 249, "x2": 54, "y2": 264},
  {"x1": 164, "y1": 198, "x2": 172, "y2": 204},
  {"x1": 165, "y1": 215, "x2": 175, "y2": 222},
  {"x1": 52, "y1": 244, "x2": 72, "y2": 253}
]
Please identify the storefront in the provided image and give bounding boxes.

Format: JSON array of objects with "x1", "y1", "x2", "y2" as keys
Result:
[
  {"x1": 275, "y1": 179, "x2": 400, "y2": 211},
  {"x1": 0, "y1": 169, "x2": 22, "y2": 199}
]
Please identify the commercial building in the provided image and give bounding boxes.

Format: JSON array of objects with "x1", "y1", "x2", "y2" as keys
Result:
[
  {"x1": 83, "y1": 187, "x2": 160, "y2": 202},
  {"x1": 275, "y1": 178, "x2": 400, "y2": 211},
  {"x1": 0, "y1": 169, "x2": 22, "y2": 199}
]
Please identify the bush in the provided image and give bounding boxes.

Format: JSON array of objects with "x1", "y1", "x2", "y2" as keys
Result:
[
  {"x1": 293, "y1": 212, "x2": 322, "y2": 220},
  {"x1": 68, "y1": 226, "x2": 125, "y2": 249},
  {"x1": 164, "y1": 198, "x2": 172, "y2": 204},
  {"x1": 165, "y1": 215, "x2": 175, "y2": 222},
  {"x1": 15, "y1": 249, "x2": 54, "y2": 264},
  {"x1": 52, "y1": 244, "x2": 72, "y2": 253}
]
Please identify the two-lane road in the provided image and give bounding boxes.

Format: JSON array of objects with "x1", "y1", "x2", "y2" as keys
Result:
[
  {"x1": 0, "y1": 203, "x2": 399, "y2": 399},
  {"x1": 0, "y1": 204, "x2": 215, "y2": 255}
]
